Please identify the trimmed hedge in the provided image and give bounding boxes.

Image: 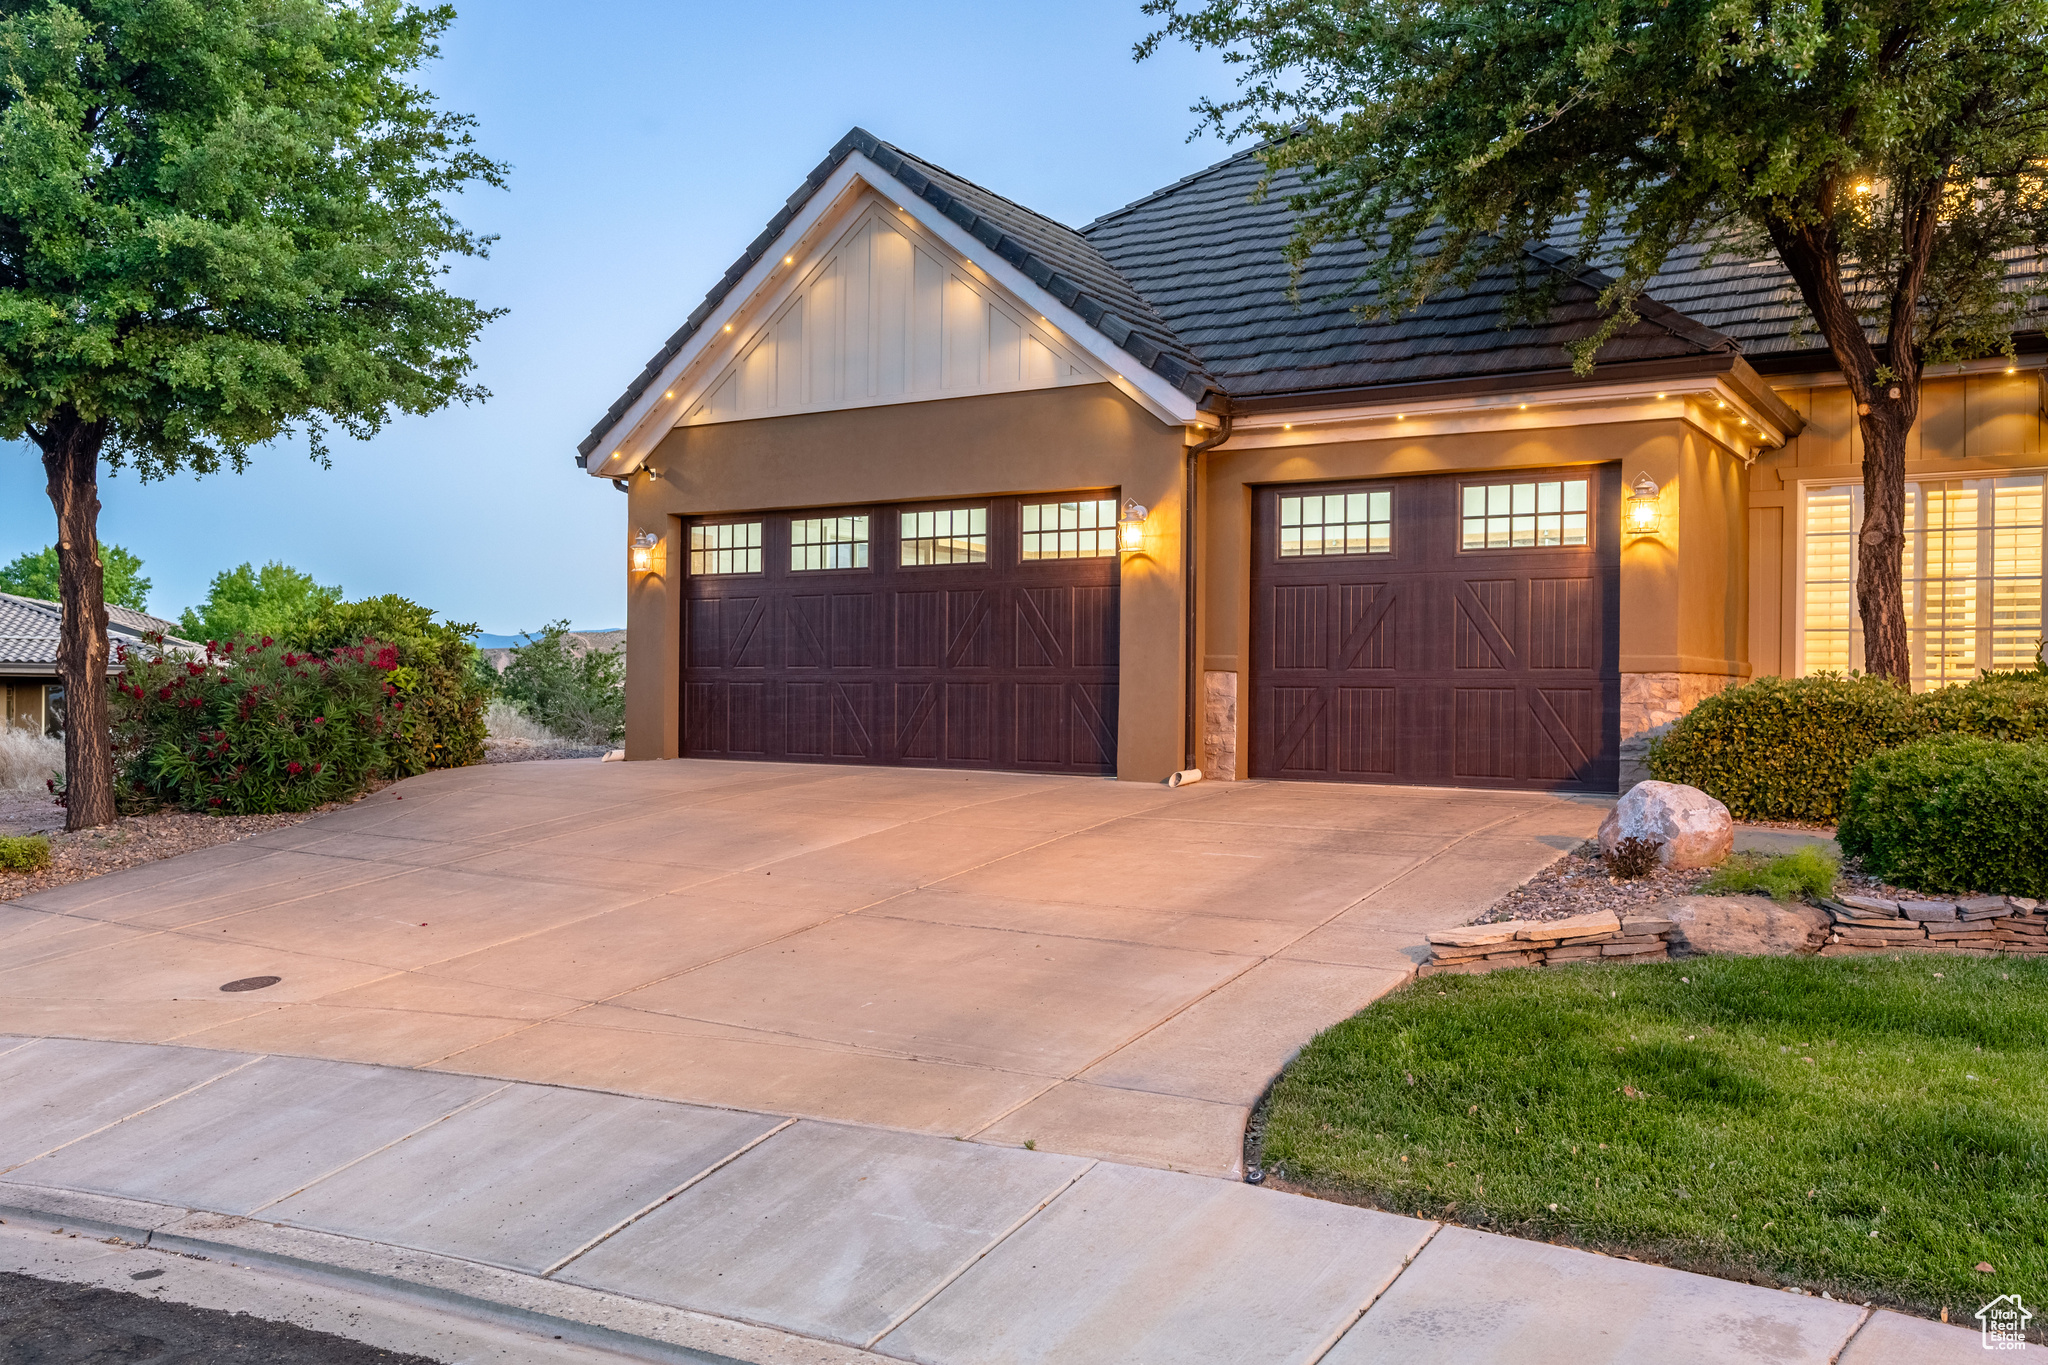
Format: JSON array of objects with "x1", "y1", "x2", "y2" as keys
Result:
[
  {"x1": 1649, "y1": 669, "x2": 2048, "y2": 822},
  {"x1": 1838, "y1": 734, "x2": 2048, "y2": 897},
  {"x1": 1646, "y1": 674, "x2": 1926, "y2": 822}
]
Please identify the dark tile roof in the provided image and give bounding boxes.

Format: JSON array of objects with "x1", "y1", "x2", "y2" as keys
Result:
[
  {"x1": 577, "y1": 129, "x2": 1213, "y2": 466},
  {"x1": 1080, "y1": 150, "x2": 1739, "y2": 402}
]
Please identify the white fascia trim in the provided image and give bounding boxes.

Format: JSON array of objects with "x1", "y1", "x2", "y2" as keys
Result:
[
  {"x1": 1220, "y1": 373, "x2": 1788, "y2": 456},
  {"x1": 586, "y1": 152, "x2": 1202, "y2": 477}
]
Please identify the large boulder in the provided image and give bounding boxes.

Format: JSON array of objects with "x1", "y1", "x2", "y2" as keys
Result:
[
  {"x1": 1598, "y1": 781, "x2": 1733, "y2": 870},
  {"x1": 1662, "y1": 894, "x2": 1831, "y2": 957}
]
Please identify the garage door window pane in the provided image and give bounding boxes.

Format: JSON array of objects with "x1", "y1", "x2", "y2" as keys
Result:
[
  {"x1": 690, "y1": 522, "x2": 762, "y2": 575},
  {"x1": 1278, "y1": 490, "x2": 1391, "y2": 556},
  {"x1": 791, "y1": 515, "x2": 869, "y2": 571},
  {"x1": 1023, "y1": 499, "x2": 1117, "y2": 560},
  {"x1": 901, "y1": 507, "x2": 986, "y2": 566},
  {"x1": 1462, "y1": 479, "x2": 1588, "y2": 549}
]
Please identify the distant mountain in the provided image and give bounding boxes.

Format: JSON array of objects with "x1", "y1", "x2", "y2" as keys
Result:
[{"x1": 474, "y1": 629, "x2": 623, "y2": 649}]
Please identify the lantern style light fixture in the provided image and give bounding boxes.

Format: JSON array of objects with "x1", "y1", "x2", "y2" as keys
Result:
[
  {"x1": 1624, "y1": 474, "x2": 1663, "y2": 538},
  {"x1": 1118, "y1": 500, "x2": 1150, "y2": 553},
  {"x1": 630, "y1": 529, "x2": 659, "y2": 572}
]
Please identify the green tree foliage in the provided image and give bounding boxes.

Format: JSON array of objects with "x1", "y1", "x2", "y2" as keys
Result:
[
  {"x1": 1144, "y1": 0, "x2": 2048, "y2": 684},
  {"x1": 177, "y1": 562, "x2": 342, "y2": 648},
  {"x1": 0, "y1": 0, "x2": 504, "y2": 828},
  {"x1": 498, "y1": 622, "x2": 624, "y2": 747},
  {"x1": 299, "y1": 594, "x2": 488, "y2": 772},
  {"x1": 0, "y1": 543, "x2": 149, "y2": 610}
]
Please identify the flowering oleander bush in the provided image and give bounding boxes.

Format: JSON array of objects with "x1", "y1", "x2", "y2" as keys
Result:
[
  {"x1": 297, "y1": 595, "x2": 489, "y2": 774},
  {"x1": 111, "y1": 634, "x2": 407, "y2": 813}
]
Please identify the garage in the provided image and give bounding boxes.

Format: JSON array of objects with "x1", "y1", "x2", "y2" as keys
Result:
[
  {"x1": 682, "y1": 492, "x2": 1120, "y2": 774},
  {"x1": 1250, "y1": 465, "x2": 1621, "y2": 791}
]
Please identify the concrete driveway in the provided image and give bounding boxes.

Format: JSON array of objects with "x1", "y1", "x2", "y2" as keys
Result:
[{"x1": 0, "y1": 761, "x2": 1605, "y2": 1176}]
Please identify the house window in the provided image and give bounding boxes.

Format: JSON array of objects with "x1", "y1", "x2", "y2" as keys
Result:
[
  {"x1": 790, "y1": 515, "x2": 869, "y2": 571},
  {"x1": 1279, "y1": 490, "x2": 1392, "y2": 557},
  {"x1": 1022, "y1": 499, "x2": 1117, "y2": 560},
  {"x1": 1460, "y1": 479, "x2": 1588, "y2": 550},
  {"x1": 689, "y1": 522, "x2": 763, "y2": 576},
  {"x1": 1799, "y1": 474, "x2": 2046, "y2": 686},
  {"x1": 900, "y1": 507, "x2": 986, "y2": 566}
]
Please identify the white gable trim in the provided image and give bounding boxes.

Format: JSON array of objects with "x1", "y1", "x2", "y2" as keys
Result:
[{"x1": 586, "y1": 151, "x2": 1206, "y2": 477}]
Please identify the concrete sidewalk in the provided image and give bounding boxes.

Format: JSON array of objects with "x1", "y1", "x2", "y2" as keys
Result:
[{"x1": 0, "y1": 1037, "x2": 2006, "y2": 1365}]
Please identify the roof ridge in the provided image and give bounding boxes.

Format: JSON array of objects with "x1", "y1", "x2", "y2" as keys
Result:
[{"x1": 1080, "y1": 140, "x2": 1270, "y2": 234}]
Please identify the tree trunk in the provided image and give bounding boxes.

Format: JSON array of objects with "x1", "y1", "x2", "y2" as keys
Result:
[
  {"x1": 1856, "y1": 400, "x2": 1914, "y2": 684},
  {"x1": 39, "y1": 407, "x2": 117, "y2": 830}
]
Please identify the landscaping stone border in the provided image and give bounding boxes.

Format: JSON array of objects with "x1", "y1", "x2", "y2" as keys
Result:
[{"x1": 1423, "y1": 895, "x2": 2046, "y2": 975}]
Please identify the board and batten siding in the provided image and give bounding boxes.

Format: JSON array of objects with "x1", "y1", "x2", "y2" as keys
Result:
[{"x1": 684, "y1": 200, "x2": 1103, "y2": 427}]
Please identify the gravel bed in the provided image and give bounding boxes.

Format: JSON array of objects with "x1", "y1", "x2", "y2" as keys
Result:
[
  {"x1": 1474, "y1": 834, "x2": 1927, "y2": 925},
  {"x1": 0, "y1": 807, "x2": 321, "y2": 904}
]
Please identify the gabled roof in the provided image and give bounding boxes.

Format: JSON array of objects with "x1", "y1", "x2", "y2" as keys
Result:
[
  {"x1": 0, "y1": 592, "x2": 199, "y2": 670},
  {"x1": 576, "y1": 129, "x2": 1215, "y2": 466}
]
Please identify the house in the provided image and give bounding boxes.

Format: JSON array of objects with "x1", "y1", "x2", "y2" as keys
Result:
[
  {"x1": 0, "y1": 592, "x2": 201, "y2": 737},
  {"x1": 578, "y1": 128, "x2": 2046, "y2": 790}
]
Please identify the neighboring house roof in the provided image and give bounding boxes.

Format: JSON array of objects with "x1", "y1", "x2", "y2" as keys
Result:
[
  {"x1": 584, "y1": 128, "x2": 2042, "y2": 460},
  {"x1": 0, "y1": 592, "x2": 200, "y2": 672}
]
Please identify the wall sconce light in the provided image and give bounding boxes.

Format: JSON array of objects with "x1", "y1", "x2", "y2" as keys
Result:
[
  {"x1": 630, "y1": 529, "x2": 659, "y2": 572},
  {"x1": 1118, "y1": 500, "x2": 1149, "y2": 553},
  {"x1": 1625, "y1": 474, "x2": 1663, "y2": 538}
]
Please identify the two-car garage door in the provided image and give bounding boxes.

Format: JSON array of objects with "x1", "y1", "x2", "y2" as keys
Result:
[
  {"x1": 682, "y1": 492, "x2": 1120, "y2": 775},
  {"x1": 1250, "y1": 465, "x2": 1620, "y2": 792}
]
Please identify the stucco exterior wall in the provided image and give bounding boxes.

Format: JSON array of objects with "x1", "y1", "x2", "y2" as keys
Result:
[
  {"x1": 620, "y1": 381, "x2": 1190, "y2": 781},
  {"x1": 1195, "y1": 419, "x2": 1751, "y2": 782},
  {"x1": 1747, "y1": 369, "x2": 2046, "y2": 678}
]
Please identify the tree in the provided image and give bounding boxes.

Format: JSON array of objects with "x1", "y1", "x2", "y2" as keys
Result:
[
  {"x1": 498, "y1": 621, "x2": 625, "y2": 746},
  {"x1": 0, "y1": 542, "x2": 149, "y2": 611},
  {"x1": 1143, "y1": 0, "x2": 2048, "y2": 684},
  {"x1": 0, "y1": 1, "x2": 504, "y2": 829},
  {"x1": 177, "y1": 561, "x2": 342, "y2": 646}
]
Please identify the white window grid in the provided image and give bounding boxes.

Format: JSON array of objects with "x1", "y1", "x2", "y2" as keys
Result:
[
  {"x1": 901, "y1": 507, "x2": 987, "y2": 566},
  {"x1": 1022, "y1": 499, "x2": 1117, "y2": 560},
  {"x1": 790, "y1": 515, "x2": 869, "y2": 572},
  {"x1": 688, "y1": 522, "x2": 762, "y2": 576},
  {"x1": 1279, "y1": 490, "x2": 1392, "y2": 557},
  {"x1": 1797, "y1": 472, "x2": 2045, "y2": 687},
  {"x1": 1460, "y1": 479, "x2": 1589, "y2": 550}
]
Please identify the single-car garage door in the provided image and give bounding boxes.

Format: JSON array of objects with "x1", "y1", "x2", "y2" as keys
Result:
[
  {"x1": 683, "y1": 492, "x2": 1119, "y2": 774},
  {"x1": 1250, "y1": 465, "x2": 1620, "y2": 791}
]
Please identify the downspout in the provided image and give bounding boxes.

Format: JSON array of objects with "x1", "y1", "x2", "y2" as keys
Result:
[{"x1": 1178, "y1": 397, "x2": 1233, "y2": 779}]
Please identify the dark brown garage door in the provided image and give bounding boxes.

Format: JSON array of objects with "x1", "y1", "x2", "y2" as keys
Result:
[
  {"x1": 682, "y1": 492, "x2": 1119, "y2": 774},
  {"x1": 1250, "y1": 465, "x2": 1620, "y2": 791}
]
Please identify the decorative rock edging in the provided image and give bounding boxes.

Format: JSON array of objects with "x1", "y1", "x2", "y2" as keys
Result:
[
  {"x1": 1817, "y1": 893, "x2": 2046, "y2": 957},
  {"x1": 1420, "y1": 910, "x2": 1673, "y2": 977},
  {"x1": 1423, "y1": 895, "x2": 2046, "y2": 975}
]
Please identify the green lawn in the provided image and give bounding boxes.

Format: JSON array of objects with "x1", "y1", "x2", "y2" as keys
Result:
[{"x1": 1257, "y1": 954, "x2": 2048, "y2": 1321}]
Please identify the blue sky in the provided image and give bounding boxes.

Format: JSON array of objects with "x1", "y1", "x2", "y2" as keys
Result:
[{"x1": 0, "y1": 2, "x2": 1238, "y2": 635}]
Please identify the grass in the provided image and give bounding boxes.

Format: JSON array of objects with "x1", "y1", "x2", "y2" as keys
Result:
[
  {"x1": 1258, "y1": 954, "x2": 2048, "y2": 1321},
  {"x1": 0, "y1": 834, "x2": 52, "y2": 871},
  {"x1": 1701, "y1": 845, "x2": 1840, "y2": 901}
]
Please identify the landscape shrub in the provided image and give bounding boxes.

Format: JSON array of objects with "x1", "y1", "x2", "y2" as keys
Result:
[
  {"x1": 1701, "y1": 845, "x2": 1840, "y2": 902},
  {"x1": 0, "y1": 833, "x2": 51, "y2": 871},
  {"x1": 497, "y1": 621, "x2": 624, "y2": 746},
  {"x1": 111, "y1": 635, "x2": 406, "y2": 813},
  {"x1": 0, "y1": 726, "x2": 62, "y2": 791},
  {"x1": 1649, "y1": 668, "x2": 2048, "y2": 823},
  {"x1": 1838, "y1": 734, "x2": 2048, "y2": 897},
  {"x1": 1646, "y1": 674, "x2": 1926, "y2": 822},
  {"x1": 297, "y1": 596, "x2": 490, "y2": 774}
]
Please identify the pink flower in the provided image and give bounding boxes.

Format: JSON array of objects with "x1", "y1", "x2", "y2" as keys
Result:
[
  {"x1": 313, "y1": 716, "x2": 326, "y2": 726},
  {"x1": 261, "y1": 636, "x2": 274, "y2": 648},
  {"x1": 287, "y1": 762, "x2": 303, "y2": 775}
]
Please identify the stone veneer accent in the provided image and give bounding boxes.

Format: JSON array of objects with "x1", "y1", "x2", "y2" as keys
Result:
[
  {"x1": 1201, "y1": 670, "x2": 1239, "y2": 780},
  {"x1": 1619, "y1": 671, "x2": 1741, "y2": 789}
]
